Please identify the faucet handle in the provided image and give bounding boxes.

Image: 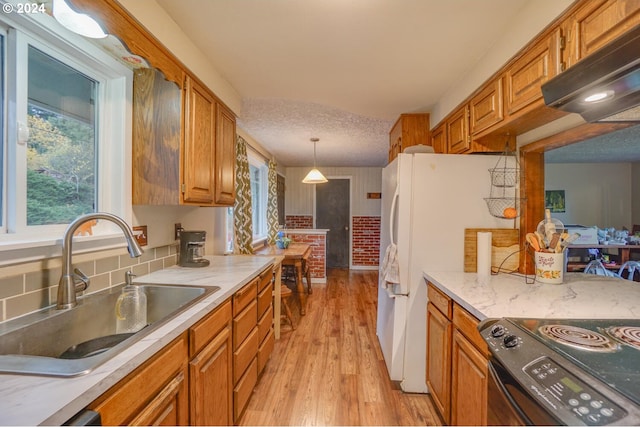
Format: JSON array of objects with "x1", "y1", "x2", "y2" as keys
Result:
[
  {"x1": 73, "y1": 268, "x2": 90, "y2": 293},
  {"x1": 125, "y1": 270, "x2": 136, "y2": 286}
]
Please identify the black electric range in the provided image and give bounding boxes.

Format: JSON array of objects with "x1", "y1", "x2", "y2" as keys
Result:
[{"x1": 479, "y1": 318, "x2": 640, "y2": 426}]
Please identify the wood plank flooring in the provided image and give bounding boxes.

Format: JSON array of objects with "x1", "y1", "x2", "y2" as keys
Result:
[{"x1": 240, "y1": 268, "x2": 443, "y2": 426}]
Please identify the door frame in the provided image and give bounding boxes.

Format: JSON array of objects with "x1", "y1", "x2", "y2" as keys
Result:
[{"x1": 313, "y1": 175, "x2": 353, "y2": 269}]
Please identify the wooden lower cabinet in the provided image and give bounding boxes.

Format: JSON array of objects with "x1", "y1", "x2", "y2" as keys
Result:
[
  {"x1": 426, "y1": 302, "x2": 452, "y2": 424},
  {"x1": 426, "y1": 281, "x2": 490, "y2": 426},
  {"x1": 189, "y1": 300, "x2": 233, "y2": 426},
  {"x1": 451, "y1": 329, "x2": 489, "y2": 426},
  {"x1": 89, "y1": 265, "x2": 274, "y2": 426},
  {"x1": 89, "y1": 334, "x2": 190, "y2": 426}
]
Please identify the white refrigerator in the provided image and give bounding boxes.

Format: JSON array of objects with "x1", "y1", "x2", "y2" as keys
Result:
[{"x1": 376, "y1": 153, "x2": 509, "y2": 393}]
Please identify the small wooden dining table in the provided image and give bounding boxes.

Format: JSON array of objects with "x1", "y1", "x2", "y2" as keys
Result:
[{"x1": 256, "y1": 242, "x2": 312, "y2": 315}]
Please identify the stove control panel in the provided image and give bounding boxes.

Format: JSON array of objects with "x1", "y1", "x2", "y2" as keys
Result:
[
  {"x1": 479, "y1": 318, "x2": 640, "y2": 426},
  {"x1": 525, "y1": 357, "x2": 626, "y2": 426}
]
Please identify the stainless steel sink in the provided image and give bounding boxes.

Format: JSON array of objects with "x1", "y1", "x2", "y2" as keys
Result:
[{"x1": 0, "y1": 283, "x2": 219, "y2": 377}]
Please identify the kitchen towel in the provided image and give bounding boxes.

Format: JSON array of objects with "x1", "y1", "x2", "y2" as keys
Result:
[
  {"x1": 476, "y1": 231, "x2": 492, "y2": 285},
  {"x1": 380, "y1": 243, "x2": 400, "y2": 287}
]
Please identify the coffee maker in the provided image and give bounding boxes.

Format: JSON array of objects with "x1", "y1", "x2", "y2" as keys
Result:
[{"x1": 178, "y1": 230, "x2": 210, "y2": 267}]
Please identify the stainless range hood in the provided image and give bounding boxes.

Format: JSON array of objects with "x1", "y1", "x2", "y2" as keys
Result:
[{"x1": 541, "y1": 24, "x2": 640, "y2": 122}]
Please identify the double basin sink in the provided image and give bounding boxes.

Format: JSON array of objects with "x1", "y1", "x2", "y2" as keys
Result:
[{"x1": 0, "y1": 283, "x2": 219, "y2": 377}]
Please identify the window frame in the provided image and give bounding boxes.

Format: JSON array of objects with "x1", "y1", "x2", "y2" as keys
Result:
[
  {"x1": 0, "y1": 9, "x2": 133, "y2": 266},
  {"x1": 248, "y1": 152, "x2": 269, "y2": 245}
]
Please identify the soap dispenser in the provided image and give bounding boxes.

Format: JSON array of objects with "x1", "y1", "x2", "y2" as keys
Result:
[{"x1": 115, "y1": 271, "x2": 147, "y2": 333}]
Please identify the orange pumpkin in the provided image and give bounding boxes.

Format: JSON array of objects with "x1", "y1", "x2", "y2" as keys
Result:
[{"x1": 503, "y1": 207, "x2": 517, "y2": 219}]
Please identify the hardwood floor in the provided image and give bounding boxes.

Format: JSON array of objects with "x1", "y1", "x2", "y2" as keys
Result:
[{"x1": 240, "y1": 268, "x2": 443, "y2": 426}]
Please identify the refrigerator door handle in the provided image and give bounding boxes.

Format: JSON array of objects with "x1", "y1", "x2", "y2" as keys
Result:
[{"x1": 389, "y1": 186, "x2": 400, "y2": 245}]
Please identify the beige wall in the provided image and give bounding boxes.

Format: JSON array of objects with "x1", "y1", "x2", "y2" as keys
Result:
[
  {"x1": 285, "y1": 167, "x2": 382, "y2": 218},
  {"x1": 545, "y1": 163, "x2": 633, "y2": 230}
]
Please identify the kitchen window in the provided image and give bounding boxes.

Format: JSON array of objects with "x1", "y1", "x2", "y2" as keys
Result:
[
  {"x1": 249, "y1": 154, "x2": 269, "y2": 243},
  {"x1": 0, "y1": 12, "x2": 132, "y2": 263}
]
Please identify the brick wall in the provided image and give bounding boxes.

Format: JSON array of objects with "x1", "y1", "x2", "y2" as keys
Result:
[
  {"x1": 285, "y1": 215, "x2": 313, "y2": 229},
  {"x1": 352, "y1": 216, "x2": 381, "y2": 267},
  {"x1": 286, "y1": 232, "x2": 326, "y2": 280}
]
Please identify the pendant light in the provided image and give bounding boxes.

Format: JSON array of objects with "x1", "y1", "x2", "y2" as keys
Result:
[{"x1": 302, "y1": 138, "x2": 328, "y2": 184}]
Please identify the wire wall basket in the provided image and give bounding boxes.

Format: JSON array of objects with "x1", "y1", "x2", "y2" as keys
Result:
[{"x1": 484, "y1": 146, "x2": 524, "y2": 219}]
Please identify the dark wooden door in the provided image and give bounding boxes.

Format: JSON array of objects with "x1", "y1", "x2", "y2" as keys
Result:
[{"x1": 316, "y1": 179, "x2": 350, "y2": 268}]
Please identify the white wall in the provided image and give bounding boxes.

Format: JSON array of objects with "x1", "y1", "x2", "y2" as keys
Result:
[
  {"x1": 285, "y1": 167, "x2": 382, "y2": 217},
  {"x1": 431, "y1": 0, "x2": 574, "y2": 126},
  {"x1": 545, "y1": 163, "x2": 633, "y2": 229}
]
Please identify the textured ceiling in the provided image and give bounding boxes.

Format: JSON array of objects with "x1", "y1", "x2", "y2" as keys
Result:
[
  {"x1": 545, "y1": 124, "x2": 640, "y2": 163},
  {"x1": 155, "y1": 0, "x2": 534, "y2": 167}
]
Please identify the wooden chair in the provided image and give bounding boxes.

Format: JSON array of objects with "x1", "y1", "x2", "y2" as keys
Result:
[{"x1": 280, "y1": 284, "x2": 296, "y2": 330}]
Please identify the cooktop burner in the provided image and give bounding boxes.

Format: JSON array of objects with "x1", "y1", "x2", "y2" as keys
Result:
[
  {"x1": 606, "y1": 326, "x2": 640, "y2": 350},
  {"x1": 538, "y1": 324, "x2": 619, "y2": 353}
]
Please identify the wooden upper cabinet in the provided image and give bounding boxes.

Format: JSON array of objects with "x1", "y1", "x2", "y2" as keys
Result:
[
  {"x1": 430, "y1": 124, "x2": 447, "y2": 153},
  {"x1": 446, "y1": 105, "x2": 470, "y2": 154},
  {"x1": 215, "y1": 104, "x2": 236, "y2": 205},
  {"x1": 132, "y1": 68, "x2": 182, "y2": 205},
  {"x1": 505, "y1": 28, "x2": 562, "y2": 117},
  {"x1": 388, "y1": 113, "x2": 430, "y2": 162},
  {"x1": 470, "y1": 77, "x2": 504, "y2": 136},
  {"x1": 565, "y1": 0, "x2": 640, "y2": 69},
  {"x1": 183, "y1": 75, "x2": 216, "y2": 205}
]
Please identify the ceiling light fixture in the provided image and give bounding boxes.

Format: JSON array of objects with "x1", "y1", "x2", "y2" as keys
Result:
[
  {"x1": 53, "y1": 0, "x2": 108, "y2": 39},
  {"x1": 302, "y1": 138, "x2": 328, "y2": 184}
]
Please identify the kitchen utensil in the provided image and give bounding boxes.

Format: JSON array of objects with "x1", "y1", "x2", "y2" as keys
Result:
[
  {"x1": 548, "y1": 232, "x2": 561, "y2": 252},
  {"x1": 536, "y1": 209, "x2": 564, "y2": 246},
  {"x1": 535, "y1": 231, "x2": 548, "y2": 249},
  {"x1": 559, "y1": 232, "x2": 581, "y2": 250},
  {"x1": 526, "y1": 233, "x2": 541, "y2": 252}
]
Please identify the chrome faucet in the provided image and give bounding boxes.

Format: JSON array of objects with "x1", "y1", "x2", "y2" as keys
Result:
[{"x1": 57, "y1": 212, "x2": 144, "y2": 310}]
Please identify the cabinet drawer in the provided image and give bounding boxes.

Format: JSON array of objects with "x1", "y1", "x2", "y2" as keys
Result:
[
  {"x1": 258, "y1": 305, "x2": 273, "y2": 344},
  {"x1": 428, "y1": 283, "x2": 452, "y2": 318},
  {"x1": 89, "y1": 334, "x2": 188, "y2": 426},
  {"x1": 257, "y1": 328, "x2": 275, "y2": 374},
  {"x1": 258, "y1": 266, "x2": 273, "y2": 292},
  {"x1": 189, "y1": 299, "x2": 231, "y2": 357},
  {"x1": 233, "y1": 279, "x2": 258, "y2": 316},
  {"x1": 234, "y1": 358, "x2": 258, "y2": 422},
  {"x1": 257, "y1": 281, "x2": 272, "y2": 318},
  {"x1": 453, "y1": 303, "x2": 488, "y2": 356},
  {"x1": 233, "y1": 327, "x2": 258, "y2": 384},
  {"x1": 233, "y1": 299, "x2": 257, "y2": 350}
]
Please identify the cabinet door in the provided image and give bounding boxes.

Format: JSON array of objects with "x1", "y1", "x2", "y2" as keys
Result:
[
  {"x1": 447, "y1": 105, "x2": 470, "y2": 154},
  {"x1": 430, "y1": 124, "x2": 446, "y2": 154},
  {"x1": 470, "y1": 77, "x2": 504, "y2": 136},
  {"x1": 426, "y1": 302, "x2": 452, "y2": 424},
  {"x1": 505, "y1": 29, "x2": 561, "y2": 117},
  {"x1": 214, "y1": 103, "x2": 236, "y2": 205},
  {"x1": 132, "y1": 68, "x2": 182, "y2": 205},
  {"x1": 566, "y1": 0, "x2": 640, "y2": 69},
  {"x1": 183, "y1": 76, "x2": 216, "y2": 205},
  {"x1": 451, "y1": 330, "x2": 488, "y2": 426},
  {"x1": 130, "y1": 370, "x2": 189, "y2": 426},
  {"x1": 190, "y1": 325, "x2": 233, "y2": 426}
]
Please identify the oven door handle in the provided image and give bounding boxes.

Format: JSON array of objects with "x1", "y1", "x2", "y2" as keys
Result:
[{"x1": 488, "y1": 359, "x2": 535, "y2": 426}]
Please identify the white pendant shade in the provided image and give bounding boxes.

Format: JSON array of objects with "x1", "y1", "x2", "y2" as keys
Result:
[
  {"x1": 302, "y1": 138, "x2": 328, "y2": 184},
  {"x1": 302, "y1": 168, "x2": 328, "y2": 184}
]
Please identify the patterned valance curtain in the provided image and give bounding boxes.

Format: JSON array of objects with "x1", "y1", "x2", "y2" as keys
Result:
[
  {"x1": 267, "y1": 160, "x2": 279, "y2": 244},
  {"x1": 234, "y1": 136, "x2": 254, "y2": 254}
]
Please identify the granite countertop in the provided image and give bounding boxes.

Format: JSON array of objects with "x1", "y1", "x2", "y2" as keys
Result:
[
  {"x1": 424, "y1": 271, "x2": 640, "y2": 321},
  {"x1": 0, "y1": 255, "x2": 274, "y2": 426}
]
